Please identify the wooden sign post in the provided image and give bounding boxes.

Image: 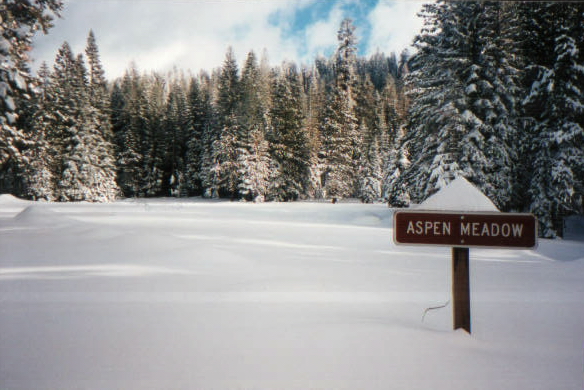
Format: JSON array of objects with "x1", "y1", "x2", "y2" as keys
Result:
[
  {"x1": 452, "y1": 247, "x2": 470, "y2": 333},
  {"x1": 393, "y1": 211, "x2": 537, "y2": 334}
]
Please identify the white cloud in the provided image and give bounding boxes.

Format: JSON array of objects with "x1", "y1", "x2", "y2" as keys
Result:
[
  {"x1": 302, "y1": 5, "x2": 345, "y2": 62},
  {"x1": 32, "y1": 0, "x2": 314, "y2": 79},
  {"x1": 30, "y1": 0, "x2": 425, "y2": 79},
  {"x1": 366, "y1": 0, "x2": 425, "y2": 56}
]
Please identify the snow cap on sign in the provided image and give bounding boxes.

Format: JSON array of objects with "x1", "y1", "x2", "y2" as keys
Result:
[{"x1": 416, "y1": 176, "x2": 499, "y2": 212}]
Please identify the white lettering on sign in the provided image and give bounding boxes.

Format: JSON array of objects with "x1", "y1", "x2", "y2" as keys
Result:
[
  {"x1": 394, "y1": 211, "x2": 537, "y2": 248},
  {"x1": 460, "y1": 222, "x2": 523, "y2": 238},
  {"x1": 405, "y1": 219, "x2": 525, "y2": 238},
  {"x1": 406, "y1": 220, "x2": 451, "y2": 236}
]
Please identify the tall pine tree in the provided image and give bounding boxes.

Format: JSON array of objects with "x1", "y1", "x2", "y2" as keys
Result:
[
  {"x1": 111, "y1": 66, "x2": 148, "y2": 197},
  {"x1": 20, "y1": 62, "x2": 56, "y2": 200},
  {"x1": 52, "y1": 45, "x2": 118, "y2": 202},
  {"x1": 522, "y1": 3, "x2": 584, "y2": 237},
  {"x1": 237, "y1": 51, "x2": 272, "y2": 201},
  {"x1": 0, "y1": 0, "x2": 62, "y2": 194},
  {"x1": 163, "y1": 76, "x2": 191, "y2": 196},
  {"x1": 184, "y1": 75, "x2": 214, "y2": 196},
  {"x1": 402, "y1": 1, "x2": 520, "y2": 206},
  {"x1": 268, "y1": 63, "x2": 310, "y2": 201},
  {"x1": 211, "y1": 47, "x2": 241, "y2": 199},
  {"x1": 319, "y1": 18, "x2": 360, "y2": 200}
]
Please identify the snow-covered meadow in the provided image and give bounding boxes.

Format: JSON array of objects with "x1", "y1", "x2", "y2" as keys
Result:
[{"x1": 1, "y1": 195, "x2": 583, "y2": 390}]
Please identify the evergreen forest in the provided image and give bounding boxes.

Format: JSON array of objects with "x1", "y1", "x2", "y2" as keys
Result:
[{"x1": 1, "y1": 1, "x2": 583, "y2": 237}]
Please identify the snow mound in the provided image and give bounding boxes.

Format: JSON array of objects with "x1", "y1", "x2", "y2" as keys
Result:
[
  {"x1": 416, "y1": 176, "x2": 499, "y2": 212},
  {"x1": 12, "y1": 206, "x2": 77, "y2": 227},
  {"x1": 0, "y1": 194, "x2": 28, "y2": 205}
]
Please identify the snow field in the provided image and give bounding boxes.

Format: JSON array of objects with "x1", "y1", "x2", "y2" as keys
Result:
[{"x1": 1, "y1": 195, "x2": 583, "y2": 390}]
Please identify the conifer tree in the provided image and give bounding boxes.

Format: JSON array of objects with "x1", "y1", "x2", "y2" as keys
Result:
[
  {"x1": 141, "y1": 73, "x2": 167, "y2": 196},
  {"x1": 384, "y1": 126, "x2": 411, "y2": 207},
  {"x1": 358, "y1": 123, "x2": 382, "y2": 203},
  {"x1": 53, "y1": 47, "x2": 118, "y2": 202},
  {"x1": 304, "y1": 68, "x2": 326, "y2": 198},
  {"x1": 236, "y1": 51, "x2": 272, "y2": 201},
  {"x1": 85, "y1": 30, "x2": 113, "y2": 141},
  {"x1": 111, "y1": 67, "x2": 148, "y2": 197},
  {"x1": 185, "y1": 75, "x2": 214, "y2": 195},
  {"x1": 163, "y1": 76, "x2": 191, "y2": 196},
  {"x1": 522, "y1": 3, "x2": 584, "y2": 237},
  {"x1": 20, "y1": 62, "x2": 56, "y2": 200},
  {"x1": 355, "y1": 77, "x2": 382, "y2": 202},
  {"x1": 319, "y1": 18, "x2": 360, "y2": 200},
  {"x1": 465, "y1": 1, "x2": 520, "y2": 209},
  {"x1": 50, "y1": 42, "x2": 82, "y2": 190},
  {"x1": 319, "y1": 86, "x2": 357, "y2": 199},
  {"x1": 268, "y1": 63, "x2": 310, "y2": 201},
  {"x1": 0, "y1": 0, "x2": 62, "y2": 194},
  {"x1": 402, "y1": 2, "x2": 469, "y2": 202},
  {"x1": 238, "y1": 126, "x2": 272, "y2": 202},
  {"x1": 336, "y1": 18, "x2": 358, "y2": 101},
  {"x1": 212, "y1": 47, "x2": 241, "y2": 198},
  {"x1": 403, "y1": 1, "x2": 520, "y2": 205}
]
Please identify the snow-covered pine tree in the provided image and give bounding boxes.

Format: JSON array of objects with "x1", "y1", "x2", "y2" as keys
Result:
[
  {"x1": 523, "y1": 3, "x2": 584, "y2": 237},
  {"x1": 462, "y1": 1, "x2": 520, "y2": 209},
  {"x1": 0, "y1": 0, "x2": 62, "y2": 194},
  {"x1": 163, "y1": 76, "x2": 191, "y2": 196},
  {"x1": 20, "y1": 62, "x2": 56, "y2": 200},
  {"x1": 403, "y1": 1, "x2": 520, "y2": 206},
  {"x1": 192, "y1": 72, "x2": 220, "y2": 198},
  {"x1": 402, "y1": 1, "x2": 471, "y2": 202},
  {"x1": 236, "y1": 51, "x2": 272, "y2": 201},
  {"x1": 336, "y1": 19, "x2": 360, "y2": 172},
  {"x1": 319, "y1": 86, "x2": 357, "y2": 200},
  {"x1": 367, "y1": 53, "x2": 408, "y2": 207},
  {"x1": 212, "y1": 47, "x2": 242, "y2": 199},
  {"x1": 319, "y1": 18, "x2": 360, "y2": 200},
  {"x1": 49, "y1": 42, "x2": 82, "y2": 198},
  {"x1": 111, "y1": 68, "x2": 146, "y2": 197},
  {"x1": 83, "y1": 31, "x2": 119, "y2": 200},
  {"x1": 85, "y1": 30, "x2": 114, "y2": 143},
  {"x1": 336, "y1": 18, "x2": 358, "y2": 101},
  {"x1": 185, "y1": 74, "x2": 214, "y2": 196},
  {"x1": 384, "y1": 125, "x2": 411, "y2": 207},
  {"x1": 239, "y1": 50, "x2": 263, "y2": 134},
  {"x1": 358, "y1": 123, "x2": 382, "y2": 203},
  {"x1": 211, "y1": 117, "x2": 239, "y2": 199},
  {"x1": 355, "y1": 76, "x2": 382, "y2": 203},
  {"x1": 237, "y1": 126, "x2": 272, "y2": 202},
  {"x1": 268, "y1": 63, "x2": 310, "y2": 201},
  {"x1": 54, "y1": 48, "x2": 118, "y2": 202},
  {"x1": 303, "y1": 67, "x2": 326, "y2": 199},
  {"x1": 141, "y1": 73, "x2": 167, "y2": 197}
]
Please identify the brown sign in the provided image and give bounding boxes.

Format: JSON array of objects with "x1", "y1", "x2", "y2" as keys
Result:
[{"x1": 394, "y1": 211, "x2": 537, "y2": 248}]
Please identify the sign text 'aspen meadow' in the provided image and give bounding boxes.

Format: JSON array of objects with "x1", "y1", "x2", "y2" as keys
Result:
[{"x1": 393, "y1": 211, "x2": 537, "y2": 248}]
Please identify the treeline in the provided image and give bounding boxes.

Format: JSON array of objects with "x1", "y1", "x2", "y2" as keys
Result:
[
  {"x1": 6, "y1": 19, "x2": 409, "y2": 204},
  {"x1": 108, "y1": 27, "x2": 408, "y2": 202},
  {"x1": 1, "y1": 1, "x2": 583, "y2": 237}
]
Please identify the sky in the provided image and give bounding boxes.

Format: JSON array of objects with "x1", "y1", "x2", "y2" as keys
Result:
[{"x1": 31, "y1": 0, "x2": 426, "y2": 80}]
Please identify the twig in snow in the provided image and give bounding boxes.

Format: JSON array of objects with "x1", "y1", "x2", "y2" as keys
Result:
[{"x1": 422, "y1": 300, "x2": 450, "y2": 323}]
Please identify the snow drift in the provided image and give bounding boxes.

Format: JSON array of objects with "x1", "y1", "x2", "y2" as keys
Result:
[{"x1": 1, "y1": 199, "x2": 583, "y2": 390}]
